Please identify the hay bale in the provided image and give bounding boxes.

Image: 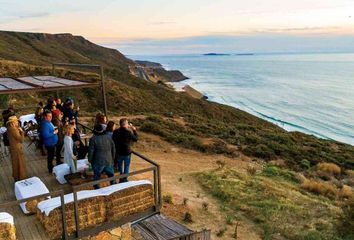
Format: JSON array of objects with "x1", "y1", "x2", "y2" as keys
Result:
[
  {"x1": 0, "y1": 223, "x2": 16, "y2": 240},
  {"x1": 110, "y1": 223, "x2": 131, "y2": 240},
  {"x1": 0, "y1": 213, "x2": 16, "y2": 240},
  {"x1": 37, "y1": 181, "x2": 154, "y2": 239},
  {"x1": 105, "y1": 184, "x2": 154, "y2": 221},
  {"x1": 37, "y1": 196, "x2": 106, "y2": 239}
]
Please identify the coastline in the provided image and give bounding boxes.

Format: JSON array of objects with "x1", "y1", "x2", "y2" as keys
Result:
[
  {"x1": 132, "y1": 53, "x2": 353, "y2": 146},
  {"x1": 168, "y1": 74, "x2": 350, "y2": 146}
]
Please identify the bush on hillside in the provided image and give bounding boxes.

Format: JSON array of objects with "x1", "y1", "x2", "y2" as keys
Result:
[
  {"x1": 301, "y1": 179, "x2": 339, "y2": 199},
  {"x1": 317, "y1": 163, "x2": 341, "y2": 176}
]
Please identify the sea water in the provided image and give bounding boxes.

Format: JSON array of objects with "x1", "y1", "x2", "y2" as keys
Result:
[{"x1": 131, "y1": 53, "x2": 354, "y2": 145}]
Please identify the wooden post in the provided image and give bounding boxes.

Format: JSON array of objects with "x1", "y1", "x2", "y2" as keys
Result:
[{"x1": 100, "y1": 66, "x2": 108, "y2": 117}]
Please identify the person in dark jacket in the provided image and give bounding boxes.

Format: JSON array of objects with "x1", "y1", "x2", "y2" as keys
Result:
[
  {"x1": 40, "y1": 111, "x2": 59, "y2": 173},
  {"x1": 88, "y1": 124, "x2": 116, "y2": 189},
  {"x1": 112, "y1": 118, "x2": 138, "y2": 183}
]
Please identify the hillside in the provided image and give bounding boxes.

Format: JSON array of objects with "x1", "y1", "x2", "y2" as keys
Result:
[
  {"x1": 0, "y1": 30, "x2": 133, "y2": 74},
  {"x1": 1, "y1": 30, "x2": 354, "y2": 239}
]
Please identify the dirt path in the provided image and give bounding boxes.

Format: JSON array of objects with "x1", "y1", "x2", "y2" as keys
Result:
[{"x1": 131, "y1": 133, "x2": 262, "y2": 239}]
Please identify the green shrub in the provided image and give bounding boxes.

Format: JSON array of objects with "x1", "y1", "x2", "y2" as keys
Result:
[
  {"x1": 300, "y1": 159, "x2": 311, "y2": 170},
  {"x1": 162, "y1": 194, "x2": 173, "y2": 204},
  {"x1": 183, "y1": 212, "x2": 193, "y2": 223},
  {"x1": 216, "y1": 228, "x2": 227, "y2": 237}
]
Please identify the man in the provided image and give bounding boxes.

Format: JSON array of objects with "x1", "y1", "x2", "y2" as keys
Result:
[
  {"x1": 112, "y1": 118, "x2": 138, "y2": 182},
  {"x1": 55, "y1": 97, "x2": 64, "y2": 113},
  {"x1": 40, "y1": 111, "x2": 58, "y2": 173},
  {"x1": 88, "y1": 124, "x2": 116, "y2": 189}
]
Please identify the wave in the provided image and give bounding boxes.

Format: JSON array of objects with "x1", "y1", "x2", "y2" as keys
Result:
[{"x1": 253, "y1": 110, "x2": 332, "y2": 140}]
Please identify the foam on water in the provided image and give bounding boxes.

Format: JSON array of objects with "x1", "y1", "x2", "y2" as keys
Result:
[{"x1": 132, "y1": 53, "x2": 354, "y2": 145}]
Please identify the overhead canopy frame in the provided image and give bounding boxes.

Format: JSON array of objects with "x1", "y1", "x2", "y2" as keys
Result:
[{"x1": 0, "y1": 63, "x2": 108, "y2": 116}]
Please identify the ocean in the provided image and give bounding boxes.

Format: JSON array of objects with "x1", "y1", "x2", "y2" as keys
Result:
[{"x1": 131, "y1": 53, "x2": 354, "y2": 146}]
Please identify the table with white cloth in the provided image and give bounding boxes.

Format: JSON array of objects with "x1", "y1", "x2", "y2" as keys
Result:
[
  {"x1": 53, "y1": 159, "x2": 90, "y2": 184},
  {"x1": 14, "y1": 177, "x2": 50, "y2": 214}
]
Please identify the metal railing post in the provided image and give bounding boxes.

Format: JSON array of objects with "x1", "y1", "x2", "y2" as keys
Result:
[
  {"x1": 73, "y1": 190, "x2": 80, "y2": 238},
  {"x1": 60, "y1": 190, "x2": 69, "y2": 240}
]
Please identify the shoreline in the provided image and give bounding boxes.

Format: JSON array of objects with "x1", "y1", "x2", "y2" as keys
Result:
[{"x1": 168, "y1": 78, "x2": 352, "y2": 146}]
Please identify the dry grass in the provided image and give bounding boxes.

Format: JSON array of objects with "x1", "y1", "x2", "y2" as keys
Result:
[
  {"x1": 317, "y1": 163, "x2": 341, "y2": 176},
  {"x1": 197, "y1": 168, "x2": 342, "y2": 239},
  {"x1": 301, "y1": 179, "x2": 339, "y2": 199},
  {"x1": 339, "y1": 185, "x2": 354, "y2": 199}
]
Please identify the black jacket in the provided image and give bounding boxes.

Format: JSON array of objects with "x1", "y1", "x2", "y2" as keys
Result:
[{"x1": 112, "y1": 127, "x2": 138, "y2": 156}]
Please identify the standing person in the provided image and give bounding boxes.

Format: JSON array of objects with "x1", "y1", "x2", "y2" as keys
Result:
[
  {"x1": 40, "y1": 111, "x2": 58, "y2": 173},
  {"x1": 112, "y1": 118, "x2": 138, "y2": 183},
  {"x1": 88, "y1": 124, "x2": 116, "y2": 189},
  {"x1": 52, "y1": 113, "x2": 64, "y2": 164},
  {"x1": 105, "y1": 121, "x2": 116, "y2": 137},
  {"x1": 6, "y1": 116, "x2": 27, "y2": 181},
  {"x1": 95, "y1": 113, "x2": 107, "y2": 131},
  {"x1": 64, "y1": 125, "x2": 77, "y2": 173},
  {"x1": 34, "y1": 102, "x2": 44, "y2": 124},
  {"x1": 55, "y1": 97, "x2": 64, "y2": 113}
]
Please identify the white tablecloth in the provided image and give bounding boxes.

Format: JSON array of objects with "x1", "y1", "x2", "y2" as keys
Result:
[
  {"x1": 52, "y1": 160, "x2": 90, "y2": 184},
  {"x1": 37, "y1": 180, "x2": 152, "y2": 216},
  {"x1": 19, "y1": 114, "x2": 37, "y2": 127},
  {"x1": 14, "y1": 177, "x2": 49, "y2": 214},
  {"x1": 53, "y1": 164, "x2": 71, "y2": 184},
  {"x1": 0, "y1": 212, "x2": 14, "y2": 225},
  {"x1": 0, "y1": 127, "x2": 6, "y2": 135}
]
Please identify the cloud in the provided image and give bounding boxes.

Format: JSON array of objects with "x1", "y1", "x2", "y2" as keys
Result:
[{"x1": 18, "y1": 12, "x2": 50, "y2": 19}]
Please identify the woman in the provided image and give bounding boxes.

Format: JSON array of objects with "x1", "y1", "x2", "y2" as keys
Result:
[
  {"x1": 64, "y1": 125, "x2": 77, "y2": 173},
  {"x1": 7, "y1": 116, "x2": 27, "y2": 181},
  {"x1": 105, "y1": 121, "x2": 115, "y2": 137}
]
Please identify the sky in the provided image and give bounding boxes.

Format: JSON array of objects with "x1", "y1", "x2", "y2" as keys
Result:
[{"x1": 1, "y1": 0, "x2": 354, "y2": 55}]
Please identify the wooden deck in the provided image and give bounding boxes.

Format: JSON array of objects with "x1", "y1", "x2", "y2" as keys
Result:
[
  {"x1": 132, "y1": 214, "x2": 211, "y2": 240},
  {"x1": 0, "y1": 138, "x2": 156, "y2": 240},
  {"x1": 0, "y1": 140, "x2": 72, "y2": 240}
]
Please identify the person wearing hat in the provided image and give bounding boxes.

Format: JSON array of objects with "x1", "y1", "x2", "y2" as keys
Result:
[
  {"x1": 88, "y1": 124, "x2": 116, "y2": 189},
  {"x1": 6, "y1": 115, "x2": 27, "y2": 181}
]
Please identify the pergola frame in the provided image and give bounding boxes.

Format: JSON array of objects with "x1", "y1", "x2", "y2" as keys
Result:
[{"x1": 0, "y1": 63, "x2": 108, "y2": 116}]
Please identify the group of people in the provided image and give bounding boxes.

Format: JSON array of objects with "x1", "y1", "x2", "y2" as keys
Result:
[
  {"x1": 35, "y1": 98, "x2": 84, "y2": 174},
  {"x1": 1, "y1": 97, "x2": 138, "y2": 188},
  {"x1": 89, "y1": 117, "x2": 138, "y2": 188}
]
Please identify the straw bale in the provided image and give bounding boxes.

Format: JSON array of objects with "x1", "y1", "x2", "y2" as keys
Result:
[
  {"x1": 105, "y1": 184, "x2": 154, "y2": 221},
  {"x1": 26, "y1": 197, "x2": 46, "y2": 214},
  {"x1": 110, "y1": 223, "x2": 131, "y2": 240},
  {"x1": 37, "y1": 196, "x2": 106, "y2": 239},
  {"x1": 37, "y1": 183, "x2": 154, "y2": 239},
  {"x1": 0, "y1": 223, "x2": 16, "y2": 240}
]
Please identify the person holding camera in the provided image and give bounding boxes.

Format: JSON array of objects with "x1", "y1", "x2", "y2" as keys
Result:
[
  {"x1": 112, "y1": 118, "x2": 138, "y2": 183},
  {"x1": 40, "y1": 111, "x2": 59, "y2": 173}
]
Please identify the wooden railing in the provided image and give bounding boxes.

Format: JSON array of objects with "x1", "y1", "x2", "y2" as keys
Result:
[{"x1": 0, "y1": 151, "x2": 162, "y2": 240}]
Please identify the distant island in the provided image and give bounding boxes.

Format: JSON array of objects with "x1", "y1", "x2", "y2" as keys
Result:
[
  {"x1": 203, "y1": 53, "x2": 231, "y2": 56},
  {"x1": 203, "y1": 53, "x2": 255, "y2": 56}
]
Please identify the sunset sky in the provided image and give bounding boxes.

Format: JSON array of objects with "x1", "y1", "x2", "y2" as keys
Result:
[{"x1": 1, "y1": 0, "x2": 353, "y2": 54}]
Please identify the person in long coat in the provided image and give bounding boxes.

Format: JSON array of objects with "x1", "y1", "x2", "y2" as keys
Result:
[{"x1": 6, "y1": 116, "x2": 27, "y2": 181}]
